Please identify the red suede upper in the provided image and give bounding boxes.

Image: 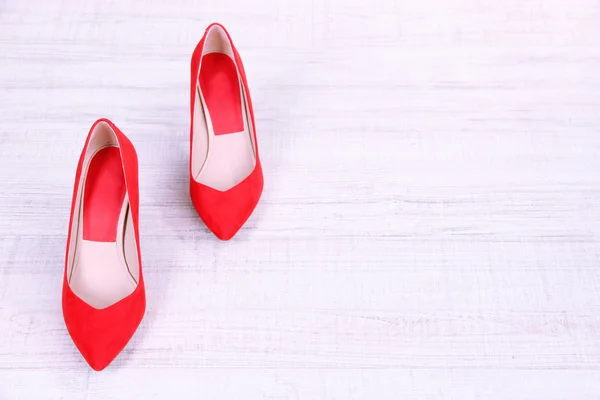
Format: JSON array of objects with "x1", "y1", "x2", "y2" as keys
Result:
[
  {"x1": 62, "y1": 118, "x2": 145, "y2": 371},
  {"x1": 189, "y1": 23, "x2": 263, "y2": 240}
]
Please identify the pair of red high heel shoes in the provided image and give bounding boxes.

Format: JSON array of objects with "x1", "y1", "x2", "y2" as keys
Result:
[{"x1": 62, "y1": 23, "x2": 263, "y2": 370}]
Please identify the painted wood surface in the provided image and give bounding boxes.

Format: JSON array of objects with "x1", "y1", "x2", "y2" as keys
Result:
[{"x1": 1, "y1": 0, "x2": 600, "y2": 398}]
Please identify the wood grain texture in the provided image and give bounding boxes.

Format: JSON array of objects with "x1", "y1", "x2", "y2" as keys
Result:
[{"x1": 1, "y1": 0, "x2": 600, "y2": 398}]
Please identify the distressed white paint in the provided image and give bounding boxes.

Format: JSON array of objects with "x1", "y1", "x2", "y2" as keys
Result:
[{"x1": 1, "y1": 0, "x2": 600, "y2": 398}]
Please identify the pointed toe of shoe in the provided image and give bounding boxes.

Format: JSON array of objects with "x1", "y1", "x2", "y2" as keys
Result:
[
  {"x1": 190, "y1": 184, "x2": 259, "y2": 240},
  {"x1": 205, "y1": 212, "x2": 246, "y2": 241},
  {"x1": 72, "y1": 324, "x2": 133, "y2": 371},
  {"x1": 190, "y1": 165, "x2": 263, "y2": 240},
  {"x1": 85, "y1": 349, "x2": 116, "y2": 372},
  {"x1": 62, "y1": 285, "x2": 145, "y2": 371}
]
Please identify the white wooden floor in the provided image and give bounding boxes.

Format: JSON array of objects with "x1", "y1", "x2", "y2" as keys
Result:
[{"x1": 1, "y1": 0, "x2": 600, "y2": 398}]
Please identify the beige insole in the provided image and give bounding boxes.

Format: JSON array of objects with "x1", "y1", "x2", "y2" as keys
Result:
[
  {"x1": 71, "y1": 200, "x2": 137, "y2": 309},
  {"x1": 69, "y1": 146, "x2": 139, "y2": 310},
  {"x1": 192, "y1": 74, "x2": 256, "y2": 192}
]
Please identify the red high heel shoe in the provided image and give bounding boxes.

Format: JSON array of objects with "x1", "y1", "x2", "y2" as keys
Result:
[
  {"x1": 189, "y1": 23, "x2": 263, "y2": 240},
  {"x1": 62, "y1": 118, "x2": 145, "y2": 371}
]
